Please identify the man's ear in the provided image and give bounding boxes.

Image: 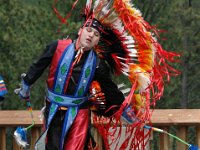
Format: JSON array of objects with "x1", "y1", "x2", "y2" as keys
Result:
[{"x1": 78, "y1": 28, "x2": 83, "y2": 36}]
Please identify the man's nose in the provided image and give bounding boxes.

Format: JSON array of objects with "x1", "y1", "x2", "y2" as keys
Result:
[{"x1": 89, "y1": 31, "x2": 94, "y2": 37}]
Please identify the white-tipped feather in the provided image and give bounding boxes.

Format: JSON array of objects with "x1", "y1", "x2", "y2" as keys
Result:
[
  {"x1": 130, "y1": 58, "x2": 138, "y2": 61},
  {"x1": 124, "y1": 40, "x2": 135, "y2": 44},
  {"x1": 118, "y1": 83, "x2": 125, "y2": 88},
  {"x1": 126, "y1": 1, "x2": 142, "y2": 16},
  {"x1": 125, "y1": 35, "x2": 135, "y2": 40},
  {"x1": 86, "y1": 0, "x2": 93, "y2": 9},
  {"x1": 129, "y1": 53, "x2": 138, "y2": 57},
  {"x1": 127, "y1": 48, "x2": 137, "y2": 53},
  {"x1": 122, "y1": 67, "x2": 129, "y2": 74},
  {"x1": 118, "y1": 83, "x2": 131, "y2": 95},
  {"x1": 132, "y1": 68, "x2": 150, "y2": 92},
  {"x1": 121, "y1": 88, "x2": 131, "y2": 94},
  {"x1": 113, "y1": 19, "x2": 124, "y2": 32},
  {"x1": 121, "y1": 62, "x2": 129, "y2": 69},
  {"x1": 122, "y1": 71, "x2": 129, "y2": 76},
  {"x1": 93, "y1": 0, "x2": 101, "y2": 9},
  {"x1": 116, "y1": 56, "x2": 128, "y2": 61},
  {"x1": 100, "y1": 2, "x2": 111, "y2": 16},
  {"x1": 127, "y1": 45, "x2": 135, "y2": 48},
  {"x1": 138, "y1": 74, "x2": 150, "y2": 92}
]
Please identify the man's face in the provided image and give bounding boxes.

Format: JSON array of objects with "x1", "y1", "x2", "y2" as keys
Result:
[{"x1": 77, "y1": 27, "x2": 100, "y2": 51}]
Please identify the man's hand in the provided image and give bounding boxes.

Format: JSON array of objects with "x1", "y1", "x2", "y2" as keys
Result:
[
  {"x1": 88, "y1": 91, "x2": 106, "y2": 111},
  {"x1": 14, "y1": 73, "x2": 30, "y2": 100},
  {"x1": 89, "y1": 81, "x2": 107, "y2": 112}
]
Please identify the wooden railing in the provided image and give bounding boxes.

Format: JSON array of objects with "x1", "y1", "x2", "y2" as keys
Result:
[{"x1": 0, "y1": 109, "x2": 200, "y2": 150}]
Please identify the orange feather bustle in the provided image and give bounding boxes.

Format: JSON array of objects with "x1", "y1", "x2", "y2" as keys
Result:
[{"x1": 92, "y1": 1, "x2": 180, "y2": 150}]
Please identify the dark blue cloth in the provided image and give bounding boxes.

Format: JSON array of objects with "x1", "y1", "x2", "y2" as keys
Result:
[
  {"x1": 0, "y1": 75, "x2": 7, "y2": 100},
  {"x1": 189, "y1": 145, "x2": 199, "y2": 150}
]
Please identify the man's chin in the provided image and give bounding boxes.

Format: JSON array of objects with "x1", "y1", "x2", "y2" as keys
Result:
[
  {"x1": 83, "y1": 44, "x2": 93, "y2": 51},
  {"x1": 84, "y1": 47, "x2": 93, "y2": 51}
]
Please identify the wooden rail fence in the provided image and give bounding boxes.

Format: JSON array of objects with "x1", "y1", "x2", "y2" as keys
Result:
[{"x1": 0, "y1": 109, "x2": 200, "y2": 150}]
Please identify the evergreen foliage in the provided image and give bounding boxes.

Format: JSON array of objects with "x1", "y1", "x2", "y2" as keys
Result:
[
  {"x1": 0, "y1": 0, "x2": 83, "y2": 109},
  {"x1": 0, "y1": 0, "x2": 199, "y2": 111}
]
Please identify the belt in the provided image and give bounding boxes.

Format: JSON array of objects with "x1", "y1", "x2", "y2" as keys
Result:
[{"x1": 47, "y1": 89, "x2": 88, "y2": 107}]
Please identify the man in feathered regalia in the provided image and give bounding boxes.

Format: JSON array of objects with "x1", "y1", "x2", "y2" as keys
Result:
[{"x1": 16, "y1": 0, "x2": 179, "y2": 149}]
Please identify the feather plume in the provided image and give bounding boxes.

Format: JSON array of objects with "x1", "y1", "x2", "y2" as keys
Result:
[{"x1": 14, "y1": 127, "x2": 29, "y2": 148}]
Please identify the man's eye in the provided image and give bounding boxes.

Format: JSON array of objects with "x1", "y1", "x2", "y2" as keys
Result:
[{"x1": 94, "y1": 32, "x2": 100, "y2": 37}]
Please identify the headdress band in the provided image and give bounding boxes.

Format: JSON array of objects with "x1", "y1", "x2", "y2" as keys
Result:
[{"x1": 84, "y1": 18, "x2": 104, "y2": 34}]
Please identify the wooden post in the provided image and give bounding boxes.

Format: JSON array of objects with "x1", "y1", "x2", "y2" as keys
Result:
[
  {"x1": 13, "y1": 136, "x2": 21, "y2": 150},
  {"x1": 177, "y1": 126, "x2": 187, "y2": 150},
  {"x1": 148, "y1": 130, "x2": 154, "y2": 150},
  {"x1": 159, "y1": 127, "x2": 169, "y2": 150},
  {"x1": 196, "y1": 126, "x2": 200, "y2": 148},
  {"x1": 31, "y1": 127, "x2": 41, "y2": 150},
  {"x1": 0, "y1": 127, "x2": 6, "y2": 150}
]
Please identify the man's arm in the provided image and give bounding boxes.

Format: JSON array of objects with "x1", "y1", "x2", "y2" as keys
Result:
[
  {"x1": 15, "y1": 41, "x2": 58, "y2": 99},
  {"x1": 93, "y1": 59, "x2": 125, "y2": 116},
  {"x1": 23, "y1": 41, "x2": 58, "y2": 85}
]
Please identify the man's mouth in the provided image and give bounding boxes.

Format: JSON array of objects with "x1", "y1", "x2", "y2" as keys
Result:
[{"x1": 86, "y1": 38, "x2": 92, "y2": 43}]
